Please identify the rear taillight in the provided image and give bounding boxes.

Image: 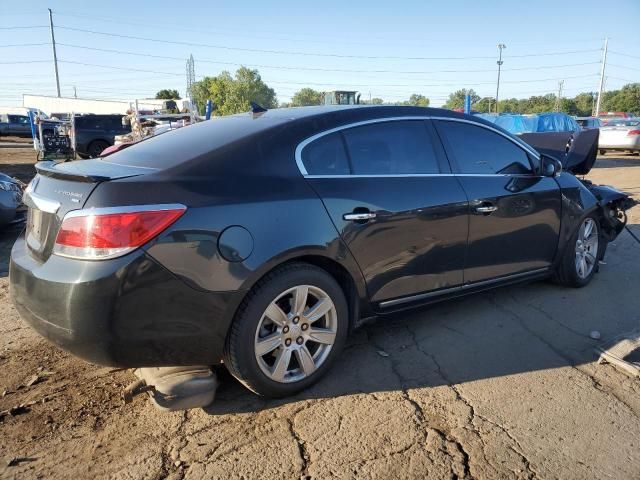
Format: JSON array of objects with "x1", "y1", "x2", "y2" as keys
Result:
[
  {"x1": 627, "y1": 130, "x2": 640, "y2": 136},
  {"x1": 53, "y1": 204, "x2": 186, "y2": 260}
]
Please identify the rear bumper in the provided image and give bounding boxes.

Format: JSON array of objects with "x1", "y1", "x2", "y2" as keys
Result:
[
  {"x1": 599, "y1": 138, "x2": 640, "y2": 150},
  {"x1": 10, "y1": 235, "x2": 245, "y2": 367}
]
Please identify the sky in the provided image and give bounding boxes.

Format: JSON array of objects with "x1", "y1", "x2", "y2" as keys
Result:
[{"x1": 1, "y1": 0, "x2": 639, "y2": 108}]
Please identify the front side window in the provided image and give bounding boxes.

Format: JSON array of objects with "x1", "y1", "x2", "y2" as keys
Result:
[
  {"x1": 436, "y1": 121, "x2": 532, "y2": 175},
  {"x1": 342, "y1": 120, "x2": 439, "y2": 175}
]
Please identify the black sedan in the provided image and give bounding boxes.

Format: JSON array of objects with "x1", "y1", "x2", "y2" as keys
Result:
[{"x1": 10, "y1": 106, "x2": 633, "y2": 400}]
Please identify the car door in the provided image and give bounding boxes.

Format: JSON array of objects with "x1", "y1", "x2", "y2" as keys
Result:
[
  {"x1": 298, "y1": 119, "x2": 469, "y2": 305},
  {"x1": 434, "y1": 119, "x2": 561, "y2": 284}
]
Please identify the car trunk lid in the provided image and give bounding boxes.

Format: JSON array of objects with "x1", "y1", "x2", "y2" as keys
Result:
[{"x1": 24, "y1": 160, "x2": 153, "y2": 262}]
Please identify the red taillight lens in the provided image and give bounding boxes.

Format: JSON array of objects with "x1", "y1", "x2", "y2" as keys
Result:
[
  {"x1": 627, "y1": 129, "x2": 640, "y2": 136},
  {"x1": 54, "y1": 206, "x2": 186, "y2": 259}
]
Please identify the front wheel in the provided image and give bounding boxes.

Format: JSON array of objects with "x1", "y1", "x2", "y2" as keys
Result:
[
  {"x1": 554, "y1": 215, "x2": 600, "y2": 287},
  {"x1": 223, "y1": 263, "x2": 348, "y2": 397}
]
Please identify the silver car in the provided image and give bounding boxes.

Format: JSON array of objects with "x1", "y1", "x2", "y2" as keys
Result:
[{"x1": 598, "y1": 119, "x2": 640, "y2": 155}]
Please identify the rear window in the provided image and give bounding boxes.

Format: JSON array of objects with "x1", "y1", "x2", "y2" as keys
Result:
[{"x1": 105, "y1": 113, "x2": 287, "y2": 169}]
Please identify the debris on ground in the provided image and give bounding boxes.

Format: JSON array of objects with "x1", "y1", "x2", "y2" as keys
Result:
[{"x1": 597, "y1": 329, "x2": 640, "y2": 377}]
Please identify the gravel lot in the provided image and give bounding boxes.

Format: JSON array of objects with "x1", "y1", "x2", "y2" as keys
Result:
[{"x1": 1, "y1": 145, "x2": 639, "y2": 479}]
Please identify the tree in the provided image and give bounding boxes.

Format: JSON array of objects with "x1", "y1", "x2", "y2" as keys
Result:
[
  {"x1": 370, "y1": 97, "x2": 384, "y2": 105},
  {"x1": 602, "y1": 83, "x2": 640, "y2": 114},
  {"x1": 155, "y1": 89, "x2": 181, "y2": 99},
  {"x1": 291, "y1": 88, "x2": 323, "y2": 107},
  {"x1": 191, "y1": 67, "x2": 277, "y2": 115},
  {"x1": 444, "y1": 89, "x2": 480, "y2": 110},
  {"x1": 404, "y1": 94, "x2": 430, "y2": 107},
  {"x1": 473, "y1": 97, "x2": 493, "y2": 113}
]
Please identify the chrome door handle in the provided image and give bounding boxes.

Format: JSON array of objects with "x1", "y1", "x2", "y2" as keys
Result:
[
  {"x1": 475, "y1": 205, "x2": 498, "y2": 213},
  {"x1": 343, "y1": 212, "x2": 376, "y2": 221}
]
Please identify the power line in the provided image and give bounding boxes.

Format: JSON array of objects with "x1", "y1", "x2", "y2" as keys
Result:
[
  {"x1": 0, "y1": 60, "x2": 50, "y2": 64},
  {"x1": 57, "y1": 43, "x2": 601, "y2": 76},
  {"x1": 51, "y1": 10, "x2": 606, "y2": 49},
  {"x1": 0, "y1": 43, "x2": 49, "y2": 48},
  {"x1": 608, "y1": 63, "x2": 640, "y2": 72},
  {"x1": 609, "y1": 50, "x2": 640, "y2": 60},
  {"x1": 0, "y1": 25, "x2": 48, "y2": 30},
  {"x1": 58, "y1": 60, "x2": 183, "y2": 76},
  {"x1": 54, "y1": 25, "x2": 602, "y2": 62},
  {"x1": 54, "y1": 59, "x2": 599, "y2": 86}
]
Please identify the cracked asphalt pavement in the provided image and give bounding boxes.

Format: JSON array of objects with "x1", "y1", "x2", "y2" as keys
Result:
[{"x1": 1, "y1": 149, "x2": 639, "y2": 479}]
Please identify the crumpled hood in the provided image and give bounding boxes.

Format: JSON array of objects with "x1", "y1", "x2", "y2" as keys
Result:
[{"x1": 520, "y1": 128, "x2": 599, "y2": 175}]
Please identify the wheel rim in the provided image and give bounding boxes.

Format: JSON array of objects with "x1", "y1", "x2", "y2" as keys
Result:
[
  {"x1": 575, "y1": 218, "x2": 599, "y2": 279},
  {"x1": 254, "y1": 285, "x2": 337, "y2": 384}
]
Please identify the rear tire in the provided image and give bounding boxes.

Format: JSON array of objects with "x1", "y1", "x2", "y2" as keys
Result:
[
  {"x1": 223, "y1": 263, "x2": 348, "y2": 398},
  {"x1": 87, "y1": 140, "x2": 110, "y2": 158},
  {"x1": 554, "y1": 215, "x2": 601, "y2": 288}
]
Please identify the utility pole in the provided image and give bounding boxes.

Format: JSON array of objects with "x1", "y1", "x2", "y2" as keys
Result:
[
  {"x1": 73, "y1": 86, "x2": 77, "y2": 98},
  {"x1": 555, "y1": 80, "x2": 564, "y2": 111},
  {"x1": 495, "y1": 44, "x2": 506, "y2": 114},
  {"x1": 595, "y1": 37, "x2": 608, "y2": 117},
  {"x1": 48, "y1": 9, "x2": 61, "y2": 97},
  {"x1": 495, "y1": 43, "x2": 506, "y2": 114}
]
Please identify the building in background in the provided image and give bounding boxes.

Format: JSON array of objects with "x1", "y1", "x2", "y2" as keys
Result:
[{"x1": 22, "y1": 95, "x2": 190, "y2": 116}]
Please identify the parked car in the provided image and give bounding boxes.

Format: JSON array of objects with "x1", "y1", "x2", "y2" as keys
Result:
[
  {"x1": 598, "y1": 112, "x2": 634, "y2": 125},
  {"x1": 0, "y1": 114, "x2": 32, "y2": 137},
  {"x1": 0, "y1": 173, "x2": 25, "y2": 227},
  {"x1": 598, "y1": 119, "x2": 640, "y2": 155},
  {"x1": 10, "y1": 106, "x2": 634, "y2": 404},
  {"x1": 74, "y1": 114, "x2": 131, "y2": 158},
  {"x1": 576, "y1": 117, "x2": 603, "y2": 130}
]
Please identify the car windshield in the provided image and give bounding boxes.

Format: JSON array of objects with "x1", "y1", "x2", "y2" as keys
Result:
[{"x1": 607, "y1": 119, "x2": 639, "y2": 126}]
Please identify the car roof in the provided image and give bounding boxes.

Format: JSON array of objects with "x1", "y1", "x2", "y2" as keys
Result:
[{"x1": 103, "y1": 105, "x2": 501, "y2": 171}]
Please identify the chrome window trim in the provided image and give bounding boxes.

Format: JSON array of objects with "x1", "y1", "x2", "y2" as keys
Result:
[
  {"x1": 63, "y1": 203, "x2": 187, "y2": 219},
  {"x1": 294, "y1": 115, "x2": 541, "y2": 177},
  {"x1": 304, "y1": 173, "x2": 544, "y2": 179}
]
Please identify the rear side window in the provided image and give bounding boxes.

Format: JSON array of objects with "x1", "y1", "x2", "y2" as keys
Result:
[
  {"x1": 300, "y1": 120, "x2": 440, "y2": 175},
  {"x1": 301, "y1": 132, "x2": 350, "y2": 175},
  {"x1": 436, "y1": 121, "x2": 532, "y2": 174}
]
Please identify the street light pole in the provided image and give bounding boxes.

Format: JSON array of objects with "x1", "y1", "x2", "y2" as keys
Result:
[{"x1": 495, "y1": 43, "x2": 506, "y2": 114}]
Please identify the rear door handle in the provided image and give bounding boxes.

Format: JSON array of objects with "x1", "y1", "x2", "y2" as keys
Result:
[
  {"x1": 343, "y1": 212, "x2": 376, "y2": 221},
  {"x1": 474, "y1": 205, "x2": 498, "y2": 214}
]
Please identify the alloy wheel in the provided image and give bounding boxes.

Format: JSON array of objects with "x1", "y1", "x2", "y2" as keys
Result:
[
  {"x1": 254, "y1": 285, "x2": 338, "y2": 383},
  {"x1": 575, "y1": 218, "x2": 599, "y2": 279}
]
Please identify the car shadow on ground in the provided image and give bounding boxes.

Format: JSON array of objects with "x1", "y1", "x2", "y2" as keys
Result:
[
  {"x1": 206, "y1": 226, "x2": 640, "y2": 416},
  {"x1": 594, "y1": 156, "x2": 640, "y2": 169}
]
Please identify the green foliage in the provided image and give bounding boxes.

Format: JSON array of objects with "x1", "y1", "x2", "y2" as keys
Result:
[
  {"x1": 290, "y1": 88, "x2": 323, "y2": 107},
  {"x1": 155, "y1": 89, "x2": 181, "y2": 100},
  {"x1": 473, "y1": 97, "x2": 493, "y2": 113},
  {"x1": 403, "y1": 94, "x2": 430, "y2": 107},
  {"x1": 601, "y1": 83, "x2": 640, "y2": 114},
  {"x1": 460, "y1": 84, "x2": 639, "y2": 116},
  {"x1": 191, "y1": 67, "x2": 277, "y2": 115},
  {"x1": 369, "y1": 97, "x2": 384, "y2": 105},
  {"x1": 444, "y1": 89, "x2": 480, "y2": 109}
]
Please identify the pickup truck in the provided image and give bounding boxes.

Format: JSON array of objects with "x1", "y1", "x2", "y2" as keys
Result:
[{"x1": 0, "y1": 114, "x2": 32, "y2": 137}]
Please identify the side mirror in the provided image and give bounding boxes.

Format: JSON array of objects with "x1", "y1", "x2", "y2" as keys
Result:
[{"x1": 542, "y1": 155, "x2": 562, "y2": 177}]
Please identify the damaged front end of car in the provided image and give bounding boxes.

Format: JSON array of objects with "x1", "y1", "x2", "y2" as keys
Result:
[
  {"x1": 581, "y1": 180, "x2": 637, "y2": 242},
  {"x1": 523, "y1": 126, "x2": 636, "y2": 244}
]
